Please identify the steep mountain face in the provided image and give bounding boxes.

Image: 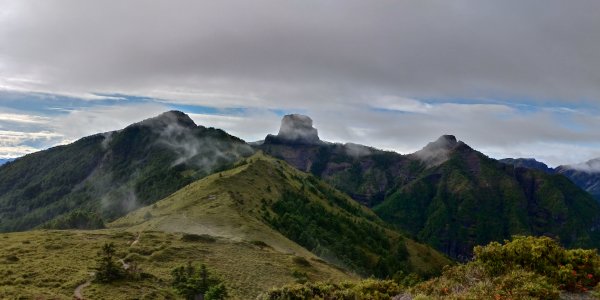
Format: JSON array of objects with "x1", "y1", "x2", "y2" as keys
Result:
[
  {"x1": 257, "y1": 115, "x2": 418, "y2": 207},
  {"x1": 113, "y1": 153, "x2": 450, "y2": 278},
  {"x1": 0, "y1": 111, "x2": 253, "y2": 232},
  {"x1": 556, "y1": 159, "x2": 600, "y2": 200},
  {"x1": 258, "y1": 115, "x2": 600, "y2": 259},
  {"x1": 375, "y1": 141, "x2": 600, "y2": 260},
  {"x1": 499, "y1": 158, "x2": 554, "y2": 174},
  {"x1": 500, "y1": 157, "x2": 600, "y2": 200}
]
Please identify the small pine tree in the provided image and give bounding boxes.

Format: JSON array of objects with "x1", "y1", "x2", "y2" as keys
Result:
[
  {"x1": 172, "y1": 262, "x2": 226, "y2": 300},
  {"x1": 94, "y1": 243, "x2": 124, "y2": 283}
]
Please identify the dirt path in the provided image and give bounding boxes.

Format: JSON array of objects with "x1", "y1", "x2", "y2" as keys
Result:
[
  {"x1": 73, "y1": 232, "x2": 141, "y2": 299},
  {"x1": 130, "y1": 232, "x2": 141, "y2": 246},
  {"x1": 73, "y1": 272, "x2": 94, "y2": 300}
]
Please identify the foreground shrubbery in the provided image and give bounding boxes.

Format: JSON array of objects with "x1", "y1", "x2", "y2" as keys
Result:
[
  {"x1": 412, "y1": 264, "x2": 560, "y2": 299},
  {"x1": 472, "y1": 236, "x2": 599, "y2": 292},
  {"x1": 263, "y1": 236, "x2": 600, "y2": 299},
  {"x1": 172, "y1": 262, "x2": 228, "y2": 300},
  {"x1": 257, "y1": 279, "x2": 403, "y2": 300},
  {"x1": 410, "y1": 236, "x2": 600, "y2": 299}
]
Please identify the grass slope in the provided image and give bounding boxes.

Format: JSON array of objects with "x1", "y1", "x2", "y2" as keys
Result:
[
  {"x1": 113, "y1": 152, "x2": 450, "y2": 278},
  {"x1": 0, "y1": 229, "x2": 350, "y2": 299}
]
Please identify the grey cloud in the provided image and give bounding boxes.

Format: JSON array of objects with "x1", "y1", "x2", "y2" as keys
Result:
[
  {"x1": 1, "y1": 1, "x2": 600, "y2": 166},
  {"x1": 275, "y1": 114, "x2": 320, "y2": 144},
  {"x1": 344, "y1": 143, "x2": 373, "y2": 158},
  {"x1": 307, "y1": 101, "x2": 600, "y2": 166},
  {"x1": 565, "y1": 158, "x2": 600, "y2": 173},
  {"x1": 1, "y1": 1, "x2": 599, "y2": 105}
]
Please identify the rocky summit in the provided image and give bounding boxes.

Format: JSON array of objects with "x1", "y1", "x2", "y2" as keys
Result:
[{"x1": 265, "y1": 114, "x2": 321, "y2": 145}]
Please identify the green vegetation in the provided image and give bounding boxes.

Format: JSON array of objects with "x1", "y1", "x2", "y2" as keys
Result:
[
  {"x1": 263, "y1": 236, "x2": 600, "y2": 299},
  {"x1": 265, "y1": 188, "x2": 412, "y2": 277},
  {"x1": 411, "y1": 236, "x2": 600, "y2": 299},
  {"x1": 259, "y1": 142, "x2": 408, "y2": 207},
  {"x1": 260, "y1": 133, "x2": 600, "y2": 260},
  {"x1": 0, "y1": 111, "x2": 253, "y2": 232},
  {"x1": 0, "y1": 229, "x2": 351, "y2": 299},
  {"x1": 258, "y1": 279, "x2": 403, "y2": 300},
  {"x1": 172, "y1": 262, "x2": 227, "y2": 300},
  {"x1": 473, "y1": 236, "x2": 599, "y2": 292},
  {"x1": 41, "y1": 210, "x2": 105, "y2": 230},
  {"x1": 375, "y1": 147, "x2": 600, "y2": 259},
  {"x1": 95, "y1": 243, "x2": 125, "y2": 283},
  {"x1": 113, "y1": 152, "x2": 450, "y2": 278}
]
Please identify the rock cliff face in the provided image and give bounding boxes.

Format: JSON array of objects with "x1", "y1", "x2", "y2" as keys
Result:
[
  {"x1": 258, "y1": 114, "x2": 410, "y2": 207},
  {"x1": 264, "y1": 114, "x2": 322, "y2": 145}
]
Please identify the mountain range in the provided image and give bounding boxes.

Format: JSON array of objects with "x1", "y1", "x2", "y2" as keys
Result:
[
  {"x1": 1, "y1": 110, "x2": 599, "y2": 297},
  {"x1": 258, "y1": 114, "x2": 600, "y2": 259},
  {"x1": 500, "y1": 158, "x2": 600, "y2": 200}
]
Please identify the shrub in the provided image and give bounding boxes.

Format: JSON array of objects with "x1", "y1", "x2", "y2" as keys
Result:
[
  {"x1": 292, "y1": 256, "x2": 311, "y2": 267},
  {"x1": 250, "y1": 240, "x2": 271, "y2": 248},
  {"x1": 94, "y1": 243, "x2": 125, "y2": 283},
  {"x1": 206, "y1": 282, "x2": 228, "y2": 300},
  {"x1": 291, "y1": 269, "x2": 309, "y2": 284},
  {"x1": 474, "y1": 236, "x2": 600, "y2": 292},
  {"x1": 180, "y1": 233, "x2": 216, "y2": 243},
  {"x1": 4, "y1": 254, "x2": 19, "y2": 263},
  {"x1": 258, "y1": 279, "x2": 403, "y2": 300},
  {"x1": 171, "y1": 262, "x2": 226, "y2": 300},
  {"x1": 412, "y1": 264, "x2": 560, "y2": 299}
]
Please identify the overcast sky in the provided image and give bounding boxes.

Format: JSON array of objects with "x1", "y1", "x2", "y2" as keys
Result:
[{"x1": 1, "y1": 0, "x2": 600, "y2": 166}]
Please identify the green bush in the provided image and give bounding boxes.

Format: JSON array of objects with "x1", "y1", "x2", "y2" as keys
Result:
[
  {"x1": 205, "y1": 282, "x2": 228, "y2": 300},
  {"x1": 94, "y1": 243, "x2": 125, "y2": 283},
  {"x1": 250, "y1": 240, "x2": 271, "y2": 248},
  {"x1": 258, "y1": 279, "x2": 403, "y2": 300},
  {"x1": 171, "y1": 262, "x2": 226, "y2": 300},
  {"x1": 474, "y1": 236, "x2": 600, "y2": 292},
  {"x1": 412, "y1": 264, "x2": 560, "y2": 299},
  {"x1": 292, "y1": 256, "x2": 311, "y2": 267},
  {"x1": 180, "y1": 233, "x2": 217, "y2": 243}
]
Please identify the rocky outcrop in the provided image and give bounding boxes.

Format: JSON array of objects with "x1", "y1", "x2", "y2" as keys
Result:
[{"x1": 264, "y1": 114, "x2": 321, "y2": 145}]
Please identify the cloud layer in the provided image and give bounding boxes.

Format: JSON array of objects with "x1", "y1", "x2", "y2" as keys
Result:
[
  {"x1": 0, "y1": 1, "x2": 600, "y2": 166},
  {"x1": 1, "y1": 1, "x2": 600, "y2": 104}
]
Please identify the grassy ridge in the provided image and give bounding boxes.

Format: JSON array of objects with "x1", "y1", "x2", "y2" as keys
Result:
[{"x1": 112, "y1": 152, "x2": 450, "y2": 278}]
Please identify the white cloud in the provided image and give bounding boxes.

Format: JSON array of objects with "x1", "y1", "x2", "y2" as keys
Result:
[
  {"x1": 0, "y1": 112, "x2": 49, "y2": 124},
  {"x1": 51, "y1": 103, "x2": 170, "y2": 140},
  {"x1": 188, "y1": 110, "x2": 282, "y2": 142},
  {"x1": 0, "y1": 129, "x2": 63, "y2": 158}
]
